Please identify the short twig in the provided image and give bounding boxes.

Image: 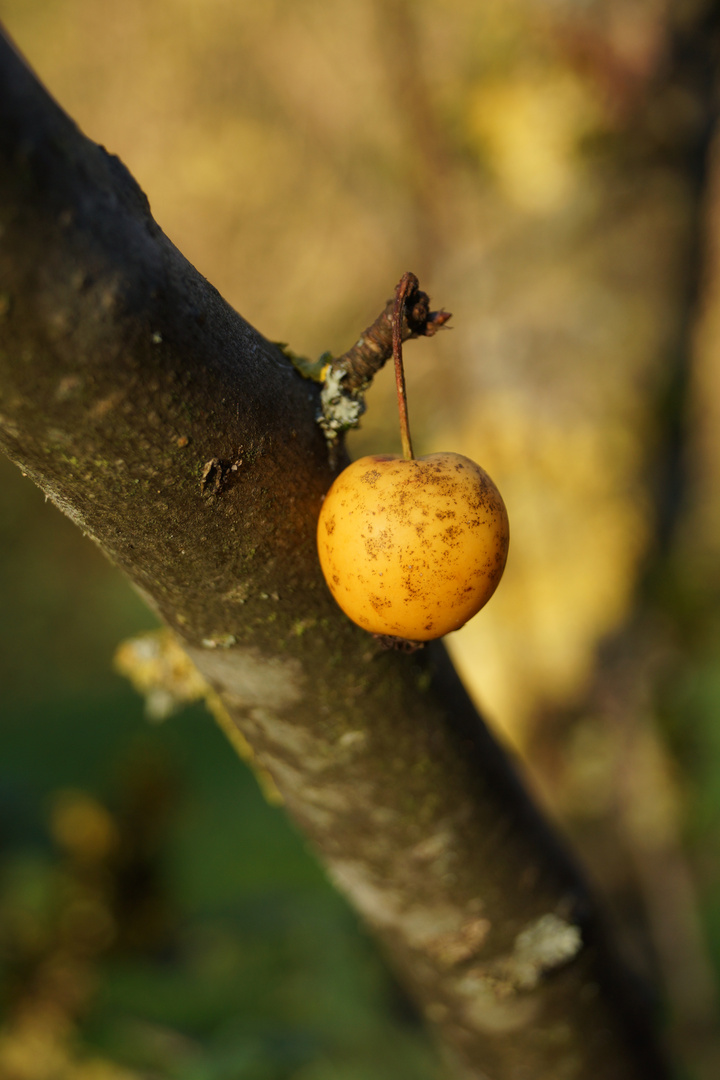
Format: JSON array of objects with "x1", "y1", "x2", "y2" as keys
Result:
[
  {"x1": 332, "y1": 273, "x2": 451, "y2": 392},
  {"x1": 317, "y1": 275, "x2": 451, "y2": 452}
]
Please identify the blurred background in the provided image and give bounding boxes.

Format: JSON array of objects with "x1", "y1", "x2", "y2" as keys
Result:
[{"x1": 1, "y1": 0, "x2": 719, "y2": 1077}]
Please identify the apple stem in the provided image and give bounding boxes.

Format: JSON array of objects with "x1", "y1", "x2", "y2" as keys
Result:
[{"x1": 392, "y1": 273, "x2": 415, "y2": 461}]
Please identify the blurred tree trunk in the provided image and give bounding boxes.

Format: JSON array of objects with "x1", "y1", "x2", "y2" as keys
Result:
[{"x1": 0, "y1": 26, "x2": 681, "y2": 1080}]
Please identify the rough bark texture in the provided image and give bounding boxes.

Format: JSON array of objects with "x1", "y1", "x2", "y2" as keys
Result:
[{"x1": 0, "y1": 29, "x2": 672, "y2": 1080}]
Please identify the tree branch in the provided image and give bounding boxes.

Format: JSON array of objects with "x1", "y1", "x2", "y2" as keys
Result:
[{"x1": 0, "y1": 27, "x2": 671, "y2": 1080}]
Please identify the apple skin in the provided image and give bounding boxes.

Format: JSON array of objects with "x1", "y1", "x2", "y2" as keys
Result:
[{"x1": 317, "y1": 452, "x2": 509, "y2": 641}]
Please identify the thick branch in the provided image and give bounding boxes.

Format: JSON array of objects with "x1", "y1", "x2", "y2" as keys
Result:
[{"x1": 0, "y1": 29, "x2": 670, "y2": 1080}]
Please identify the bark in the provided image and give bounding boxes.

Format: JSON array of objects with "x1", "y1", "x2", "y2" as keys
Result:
[{"x1": 0, "y1": 28, "x2": 672, "y2": 1080}]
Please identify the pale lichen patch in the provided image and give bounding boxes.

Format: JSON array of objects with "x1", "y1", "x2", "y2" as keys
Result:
[
  {"x1": 325, "y1": 860, "x2": 491, "y2": 971},
  {"x1": 408, "y1": 828, "x2": 454, "y2": 863},
  {"x1": 318, "y1": 365, "x2": 365, "y2": 439},
  {"x1": 326, "y1": 859, "x2": 405, "y2": 929},
  {"x1": 334, "y1": 729, "x2": 369, "y2": 765},
  {"x1": 458, "y1": 975, "x2": 540, "y2": 1034},
  {"x1": 402, "y1": 903, "x2": 470, "y2": 949},
  {"x1": 425, "y1": 917, "x2": 492, "y2": 967},
  {"x1": 202, "y1": 633, "x2": 237, "y2": 649},
  {"x1": 458, "y1": 912, "x2": 582, "y2": 1009},
  {"x1": 337, "y1": 729, "x2": 368, "y2": 751},
  {"x1": 187, "y1": 644, "x2": 303, "y2": 711},
  {"x1": 223, "y1": 582, "x2": 249, "y2": 604},
  {"x1": 247, "y1": 708, "x2": 329, "y2": 770},
  {"x1": 299, "y1": 783, "x2": 355, "y2": 813},
  {"x1": 258, "y1": 754, "x2": 308, "y2": 805},
  {"x1": 511, "y1": 913, "x2": 582, "y2": 989}
]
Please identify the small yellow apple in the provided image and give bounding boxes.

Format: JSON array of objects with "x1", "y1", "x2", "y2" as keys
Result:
[{"x1": 317, "y1": 451, "x2": 509, "y2": 640}]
